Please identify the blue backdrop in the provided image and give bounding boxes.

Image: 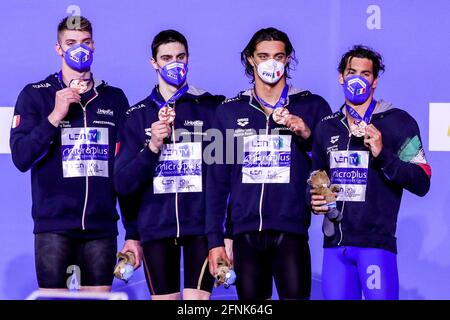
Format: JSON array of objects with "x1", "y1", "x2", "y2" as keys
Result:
[{"x1": 0, "y1": 0, "x2": 449, "y2": 299}]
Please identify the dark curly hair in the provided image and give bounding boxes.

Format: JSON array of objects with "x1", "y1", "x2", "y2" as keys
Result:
[
  {"x1": 338, "y1": 45, "x2": 385, "y2": 78},
  {"x1": 241, "y1": 27, "x2": 297, "y2": 82}
]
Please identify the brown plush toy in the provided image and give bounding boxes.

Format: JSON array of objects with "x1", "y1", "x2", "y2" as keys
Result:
[
  {"x1": 307, "y1": 170, "x2": 339, "y2": 204},
  {"x1": 214, "y1": 257, "x2": 230, "y2": 287},
  {"x1": 214, "y1": 257, "x2": 236, "y2": 288},
  {"x1": 113, "y1": 251, "x2": 136, "y2": 282},
  {"x1": 308, "y1": 170, "x2": 342, "y2": 237}
]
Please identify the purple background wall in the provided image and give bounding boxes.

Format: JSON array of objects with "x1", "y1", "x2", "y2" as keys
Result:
[{"x1": 0, "y1": 0, "x2": 449, "y2": 299}]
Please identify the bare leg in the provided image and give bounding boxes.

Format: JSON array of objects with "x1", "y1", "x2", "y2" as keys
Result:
[
  {"x1": 151, "y1": 292, "x2": 181, "y2": 300},
  {"x1": 183, "y1": 288, "x2": 211, "y2": 300},
  {"x1": 80, "y1": 286, "x2": 111, "y2": 292}
]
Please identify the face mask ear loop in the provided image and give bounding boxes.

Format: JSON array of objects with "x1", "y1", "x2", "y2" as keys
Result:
[
  {"x1": 251, "y1": 56, "x2": 257, "y2": 67},
  {"x1": 156, "y1": 61, "x2": 175, "y2": 75},
  {"x1": 284, "y1": 55, "x2": 290, "y2": 74},
  {"x1": 155, "y1": 62, "x2": 162, "y2": 75},
  {"x1": 250, "y1": 56, "x2": 260, "y2": 74},
  {"x1": 58, "y1": 42, "x2": 67, "y2": 58}
]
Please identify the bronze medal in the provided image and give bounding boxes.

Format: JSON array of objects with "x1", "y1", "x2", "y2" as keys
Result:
[
  {"x1": 69, "y1": 79, "x2": 89, "y2": 94},
  {"x1": 272, "y1": 107, "x2": 290, "y2": 125},
  {"x1": 350, "y1": 120, "x2": 367, "y2": 137},
  {"x1": 158, "y1": 106, "x2": 176, "y2": 123}
]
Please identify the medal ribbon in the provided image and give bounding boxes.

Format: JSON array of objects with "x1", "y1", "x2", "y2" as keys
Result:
[
  {"x1": 345, "y1": 99, "x2": 377, "y2": 125},
  {"x1": 150, "y1": 84, "x2": 189, "y2": 109},
  {"x1": 253, "y1": 84, "x2": 289, "y2": 110},
  {"x1": 57, "y1": 70, "x2": 92, "y2": 90}
]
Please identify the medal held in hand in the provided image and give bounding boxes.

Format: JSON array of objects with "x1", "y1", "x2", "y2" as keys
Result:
[
  {"x1": 253, "y1": 84, "x2": 290, "y2": 125},
  {"x1": 151, "y1": 84, "x2": 189, "y2": 124},
  {"x1": 69, "y1": 79, "x2": 90, "y2": 94},
  {"x1": 345, "y1": 99, "x2": 377, "y2": 137},
  {"x1": 350, "y1": 120, "x2": 367, "y2": 137},
  {"x1": 307, "y1": 170, "x2": 342, "y2": 237},
  {"x1": 158, "y1": 106, "x2": 176, "y2": 123},
  {"x1": 272, "y1": 107, "x2": 290, "y2": 125}
]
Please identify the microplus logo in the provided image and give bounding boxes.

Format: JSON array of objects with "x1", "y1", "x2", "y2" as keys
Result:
[{"x1": 334, "y1": 152, "x2": 362, "y2": 166}]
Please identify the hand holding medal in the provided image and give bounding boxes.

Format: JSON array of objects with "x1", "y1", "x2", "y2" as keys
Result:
[
  {"x1": 148, "y1": 120, "x2": 172, "y2": 153},
  {"x1": 285, "y1": 114, "x2": 311, "y2": 139},
  {"x1": 346, "y1": 99, "x2": 377, "y2": 138},
  {"x1": 343, "y1": 75, "x2": 377, "y2": 138},
  {"x1": 347, "y1": 104, "x2": 381, "y2": 156},
  {"x1": 363, "y1": 124, "x2": 383, "y2": 157},
  {"x1": 147, "y1": 84, "x2": 189, "y2": 153}
]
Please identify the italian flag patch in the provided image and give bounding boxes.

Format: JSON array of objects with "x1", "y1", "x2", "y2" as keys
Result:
[
  {"x1": 398, "y1": 135, "x2": 432, "y2": 177},
  {"x1": 11, "y1": 115, "x2": 20, "y2": 129}
]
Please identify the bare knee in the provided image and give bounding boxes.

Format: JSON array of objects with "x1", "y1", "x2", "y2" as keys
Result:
[
  {"x1": 80, "y1": 285, "x2": 111, "y2": 292},
  {"x1": 183, "y1": 288, "x2": 211, "y2": 300},
  {"x1": 151, "y1": 292, "x2": 181, "y2": 300}
]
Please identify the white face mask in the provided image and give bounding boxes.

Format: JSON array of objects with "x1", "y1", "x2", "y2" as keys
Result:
[{"x1": 255, "y1": 58, "x2": 285, "y2": 84}]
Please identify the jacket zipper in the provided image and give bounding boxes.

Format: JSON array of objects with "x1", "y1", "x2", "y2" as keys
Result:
[
  {"x1": 80, "y1": 91, "x2": 99, "y2": 230},
  {"x1": 172, "y1": 103, "x2": 180, "y2": 238},
  {"x1": 249, "y1": 98, "x2": 270, "y2": 232},
  {"x1": 337, "y1": 115, "x2": 352, "y2": 245},
  {"x1": 258, "y1": 117, "x2": 270, "y2": 231}
]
